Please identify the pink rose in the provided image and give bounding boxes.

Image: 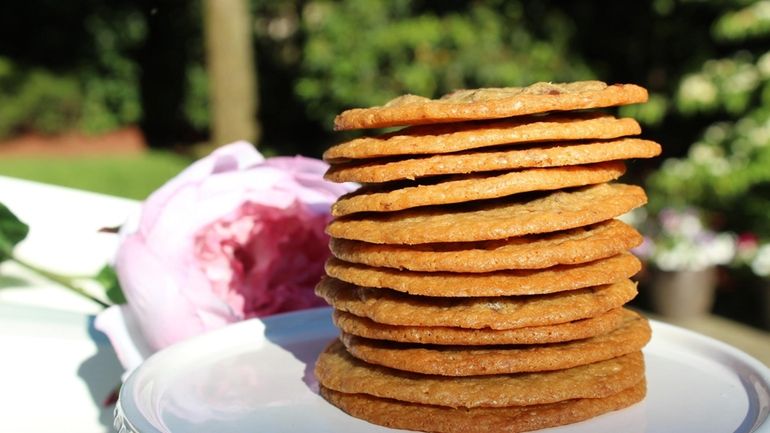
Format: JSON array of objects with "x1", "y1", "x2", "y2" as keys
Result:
[{"x1": 95, "y1": 141, "x2": 354, "y2": 371}]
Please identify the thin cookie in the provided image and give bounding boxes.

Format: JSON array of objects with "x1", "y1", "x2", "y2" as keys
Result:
[
  {"x1": 315, "y1": 277, "x2": 638, "y2": 330},
  {"x1": 334, "y1": 81, "x2": 648, "y2": 130},
  {"x1": 316, "y1": 340, "x2": 645, "y2": 407},
  {"x1": 329, "y1": 219, "x2": 642, "y2": 272},
  {"x1": 319, "y1": 381, "x2": 646, "y2": 433},
  {"x1": 332, "y1": 162, "x2": 626, "y2": 216},
  {"x1": 325, "y1": 138, "x2": 660, "y2": 183},
  {"x1": 325, "y1": 252, "x2": 641, "y2": 297},
  {"x1": 323, "y1": 113, "x2": 640, "y2": 162},
  {"x1": 332, "y1": 308, "x2": 626, "y2": 345},
  {"x1": 339, "y1": 309, "x2": 651, "y2": 375},
  {"x1": 326, "y1": 183, "x2": 647, "y2": 244}
]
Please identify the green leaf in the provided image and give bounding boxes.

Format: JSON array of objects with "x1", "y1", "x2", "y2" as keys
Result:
[
  {"x1": 0, "y1": 202, "x2": 29, "y2": 260},
  {"x1": 96, "y1": 265, "x2": 126, "y2": 305}
]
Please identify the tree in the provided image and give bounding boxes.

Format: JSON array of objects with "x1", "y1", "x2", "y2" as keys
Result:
[{"x1": 204, "y1": 0, "x2": 260, "y2": 148}]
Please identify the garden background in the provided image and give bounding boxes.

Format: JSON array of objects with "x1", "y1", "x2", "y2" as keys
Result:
[{"x1": 2, "y1": 0, "x2": 770, "y2": 328}]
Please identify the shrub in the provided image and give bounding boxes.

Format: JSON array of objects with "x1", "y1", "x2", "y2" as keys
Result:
[{"x1": 295, "y1": 0, "x2": 594, "y2": 129}]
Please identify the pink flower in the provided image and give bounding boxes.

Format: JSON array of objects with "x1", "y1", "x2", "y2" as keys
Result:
[
  {"x1": 737, "y1": 232, "x2": 759, "y2": 253},
  {"x1": 95, "y1": 142, "x2": 354, "y2": 371}
]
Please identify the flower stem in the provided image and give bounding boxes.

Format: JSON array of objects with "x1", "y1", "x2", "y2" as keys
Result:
[{"x1": 10, "y1": 257, "x2": 110, "y2": 308}]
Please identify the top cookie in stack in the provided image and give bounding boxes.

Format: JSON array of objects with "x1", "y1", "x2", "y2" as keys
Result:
[{"x1": 315, "y1": 80, "x2": 659, "y2": 433}]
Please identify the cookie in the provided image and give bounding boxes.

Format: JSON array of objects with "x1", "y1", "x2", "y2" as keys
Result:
[
  {"x1": 325, "y1": 252, "x2": 640, "y2": 297},
  {"x1": 327, "y1": 183, "x2": 646, "y2": 244},
  {"x1": 319, "y1": 381, "x2": 646, "y2": 433},
  {"x1": 316, "y1": 339, "x2": 645, "y2": 407},
  {"x1": 323, "y1": 113, "x2": 640, "y2": 162},
  {"x1": 332, "y1": 308, "x2": 626, "y2": 345},
  {"x1": 329, "y1": 219, "x2": 641, "y2": 272},
  {"x1": 333, "y1": 81, "x2": 648, "y2": 130},
  {"x1": 325, "y1": 138, "x2": 660, "y2": 183},
  {"x1": 331, "y1": 162, "x2": 626, "y2": 216},
  {"x1": 339, "y1": 309, "x2": 650, "y2": 376},
  {"x1": 315, "y1": 278, "x2": 638, "y2": 330}
]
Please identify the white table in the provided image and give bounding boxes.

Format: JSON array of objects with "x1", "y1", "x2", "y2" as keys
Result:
[{"x1": 0, "y1": 176, "x2": 140, "y2": 433}]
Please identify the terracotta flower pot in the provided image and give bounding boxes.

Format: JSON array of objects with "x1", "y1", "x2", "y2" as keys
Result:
[{"x1": 648, "y1": 267, "x2": 718, "y2": 319}]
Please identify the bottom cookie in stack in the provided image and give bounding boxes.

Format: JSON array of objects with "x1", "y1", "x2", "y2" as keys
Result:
[{"x1": 319, "y1": 383, "x2": 646, "y2": 433}]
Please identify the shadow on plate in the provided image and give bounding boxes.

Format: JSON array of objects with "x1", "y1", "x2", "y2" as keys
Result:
[{"x1": 263, "y1": 307, "x2": 338, "y2": 395}]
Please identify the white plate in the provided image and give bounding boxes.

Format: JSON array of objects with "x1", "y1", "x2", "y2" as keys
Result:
[{"x1": 116, "y1": 307, "x2": 770, "y2": 433}]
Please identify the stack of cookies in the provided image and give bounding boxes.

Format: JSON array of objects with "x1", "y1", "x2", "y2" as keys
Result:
[{"x1": 314, "y1": 81, "x2": 660, "y2": 433}]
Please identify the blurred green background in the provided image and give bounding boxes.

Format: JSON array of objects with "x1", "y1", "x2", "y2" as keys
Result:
[
  {"x1": 1, "y1": 0, "x2": 768, "y2": 196},
  {"x1": 2, "y1": 0, "x2": 770, "y2": 325}
]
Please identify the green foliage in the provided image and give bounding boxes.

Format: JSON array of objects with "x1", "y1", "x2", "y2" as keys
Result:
[
  {"x1": 713, "y1": 0, "x2": 770, "y2": 41},
  {"x1": 77, "y1": 11, "x2": 146, "y2": 134},
  {"x1": 648, "y1": 0, "x2": 770, "y2": 240},
  {"x1": 0, "y1": 200, "x2": 119, "y2": 307},
  {"x1": 0, "y1": 202, "x2": 29, "y2": 260},
  {"x1": 0, "y1": 2, "x2": 205, "y2": 142},
  {"x1": 619, "y1": 93, "x2": 670, "y2": 126},
  {"x1": 0, "y1": 59, "x2": 82, "y2": 137},
  {"x1": 96, "y1": 265, "x2": 126, "y2": 305},
  {"x1": 183, "y1": 63, "x2": 211, "y2": 131},
  {"x1": 296, "y1": 0, "x2": 594, "y2": 129},
  {"x1": 0, "y1": 7, "x2": 144, "y2": 138},
  {"x1": 649, "y1": 109, "x2": 770, "y2": 235},
  {"x1": 675, "y1": 51, "x2": 763, "y2": 116}
]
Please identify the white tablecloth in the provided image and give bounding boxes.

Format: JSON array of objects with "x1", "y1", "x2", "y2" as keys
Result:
[{"x1": 0, "y1": 176, "x2": 141, "y2": 433}]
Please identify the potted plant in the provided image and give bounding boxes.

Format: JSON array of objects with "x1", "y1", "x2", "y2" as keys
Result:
[{"x1": 631, "y1": 207, "x2": 736, "y2": 318}]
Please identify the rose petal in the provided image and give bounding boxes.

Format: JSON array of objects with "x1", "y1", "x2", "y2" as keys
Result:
[
  {"x1": 115, "y1": 235, "x2": 233, "y2": 350},
  {"x1": 140, "y1": 142, "x2": 265, "y2": 231},
  {"x1": 94, "y1": 305, "x2": 154, "y2": 373}
]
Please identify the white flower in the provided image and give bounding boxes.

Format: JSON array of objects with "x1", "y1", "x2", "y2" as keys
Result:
[
  {"x1": 751, "y1": 244, "x2": 770, "y2": 277},
  {"x1": 660, "y1": 158, "x2": 695, "y2": 180},
  {"x1": 704, "y1": 232, "x2": 737, "y2": 266},
  {"x1": 680, "y1": 74, "x2": 718, "y2": 106},
  {"x1": 690, "y1": 144, "x2": 731, "y2": 175},
  {"x1": 725, "y1": 65, "x2": 759, "y2": 94},
  {"x1": 757, "y1": 51, "x2": 770, "y2": 78},
  {"x1": 680, "y1": 212, "x2": 705, "y2": 239}
]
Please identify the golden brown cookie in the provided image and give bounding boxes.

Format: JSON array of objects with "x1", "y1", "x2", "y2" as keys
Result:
[
  {"x1": 326, "y1": 183, "x2": 646, "y2": 244},
  {"x1": 319, "y1": 381, "x2": 646, "y2": 433},
  {"x1": 316, "y1": 339, "x2": 645, "y2": 407},
  {"x1": 332, "y1": 162, "x2": 626, "y2": 216},
  {"x1": 325, "y1": 252, "x2": 641, "y2": 297},
  {"x1": 330, "y1": 219, "x2": 641, "y2": 272},
  {"x1": 315, "y1": 278, "x2": 638, "y2": 330},
  {"x1": 332, "y1": 308, "x2": 626, "y2": 345},
  {"x1": 323, "y1": 113, "x2": 640, "y2": 162},
  {"x1": 339, "y1": 309, "x2": 651, "y2": 376},
  {"x1": 333, "y1": 81, "x2": 648, "y2": 130},
  {"x1": 325, "y1": 138, "x2": 660, "y2": 183}
]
